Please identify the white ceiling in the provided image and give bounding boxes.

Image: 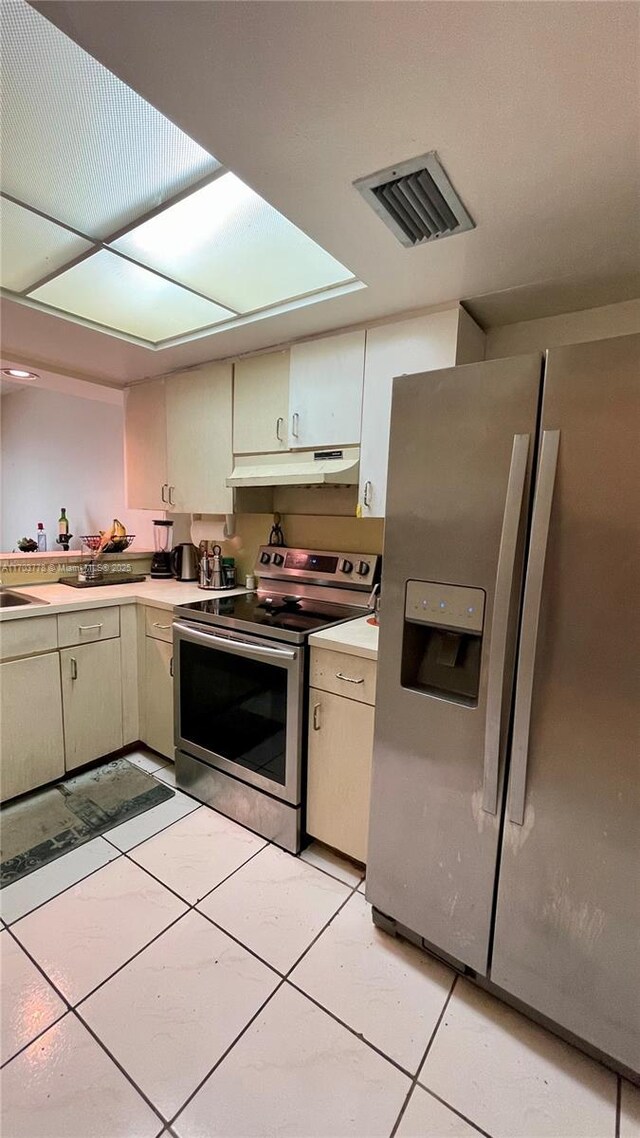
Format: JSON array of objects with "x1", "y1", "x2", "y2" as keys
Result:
[{"x1": 2, "y1": 0, "x2": 638, "y2": 385}]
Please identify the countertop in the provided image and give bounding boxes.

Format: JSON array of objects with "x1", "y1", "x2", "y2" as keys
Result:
[
  {"x1": 0, "y1": 579, "x2": 248, "y2": 621},
  {"x1": 308, "y1": 614, "x2": 379, "y2": 660}
]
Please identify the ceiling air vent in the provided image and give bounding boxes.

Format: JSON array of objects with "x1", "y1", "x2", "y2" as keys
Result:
[{"x1": 354, "y1": 151, "x2": 474, "y2": 248}]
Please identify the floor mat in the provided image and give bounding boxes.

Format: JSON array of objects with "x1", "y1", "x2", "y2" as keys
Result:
[{"x1": 1, "y1": 758, "x2": 174, "y2": 888}]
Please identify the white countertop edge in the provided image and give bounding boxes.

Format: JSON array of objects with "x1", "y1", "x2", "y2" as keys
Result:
[
  {"x1": 0, "y1": 582, "x2": 248, "y2": 621},
  {"x1": 309, "y1": 614, "x2": 379, "y2": 660}
]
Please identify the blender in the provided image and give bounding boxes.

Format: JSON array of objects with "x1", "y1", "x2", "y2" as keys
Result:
[{"x1": 150, "y1": 520, "x2": 174, "y2": 578}]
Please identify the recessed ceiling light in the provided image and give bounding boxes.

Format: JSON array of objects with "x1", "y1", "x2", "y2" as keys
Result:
[{"x1": 2, "y1": 368, "x2": 39, "y2": 380}]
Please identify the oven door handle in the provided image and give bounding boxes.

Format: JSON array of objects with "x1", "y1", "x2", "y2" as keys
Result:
[{"x1": 173, "y1": 621, "x2": 297, "y2": 661}]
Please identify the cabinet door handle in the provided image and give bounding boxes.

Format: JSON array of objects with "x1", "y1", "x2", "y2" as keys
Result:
[
  {"x1": 312, "y1": 702, "x2": 321, "y2": 730},
  {"x1": 291, "y1": 412, "x2": 300, "y2": 438},
  {"x1": 161, "y1": 483, "x2": 168, "y2": 503},
  {"x1": 153, "y1": 622, "x2": 172, "y2": 630},
  {"x1": 79, "y1": 623, "x2": 103, "y2": 632},
  {"x1": 363, "y1": 480, "x2": 372, "y2": 508},
  {"x1": 169, "y1": 656, "x2": 174, "y2": 678},
  {"x1": 70, "y1": 657, "x2": 78, "y2": 680},
  {"x1": 276, "y1": 416, "x2": 284, "y2": 442},
  {"x1": 335, "y1": 671, "x2": 364, "y2": 685},
  {"x1": 168, "y1": 485, "x2": 175, "y2": 506}
]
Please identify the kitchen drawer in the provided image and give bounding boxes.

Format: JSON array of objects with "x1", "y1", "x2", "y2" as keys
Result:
[
  {"x1": 58, "y1": 605, "x2": 120, "y2": 648},
  {"x1": 0, "y1": 614, "x2": 58, "y2": 661},
  {"x1": 310, "y1": 647, "x2": 377, "y2": 706},
  {"x1": 144, "y1": 606, "x2": 173, "y2": 643}
]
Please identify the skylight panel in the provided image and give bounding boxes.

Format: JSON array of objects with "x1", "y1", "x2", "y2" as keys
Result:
[
  {"x1": 29, "y1": 250, "x2": 235, "y2": 343},
  {"x1": 0, "y1": 197, "x2": 94, "y2": 292},
  {"x1": 111, "y1": 173, "x2": 356, "y2": 312},
  {"x1": 0, "y1": 0, "x2": 220, "y2": 239}
]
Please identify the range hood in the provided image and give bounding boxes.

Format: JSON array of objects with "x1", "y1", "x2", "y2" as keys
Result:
[{"x1": 226, "y1": 448, "x2": 359, "y2": 488}]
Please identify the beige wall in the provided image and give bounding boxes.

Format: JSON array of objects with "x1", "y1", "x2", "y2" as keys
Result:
[{"x1": 485, "y1": 299, "x2": 640, "y2": 359}]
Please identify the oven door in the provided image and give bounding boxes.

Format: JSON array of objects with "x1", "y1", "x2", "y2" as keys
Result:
[{"x1": 173, "y1": 620, "x2": 304, "y2": 805}]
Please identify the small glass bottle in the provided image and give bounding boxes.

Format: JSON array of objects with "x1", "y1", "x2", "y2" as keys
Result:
[{"x1": 37, "y1": 522, "x2": 47, "y2": 552}]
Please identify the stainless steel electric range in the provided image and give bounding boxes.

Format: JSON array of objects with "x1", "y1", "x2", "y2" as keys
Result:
[{"x1": 173, "y1": 546, "x2": 380, "y2": 852}]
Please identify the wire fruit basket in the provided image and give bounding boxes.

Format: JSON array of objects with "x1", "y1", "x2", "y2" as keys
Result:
[{"x1": 81, "y1": 534, "x2": 135, "y2": 554}]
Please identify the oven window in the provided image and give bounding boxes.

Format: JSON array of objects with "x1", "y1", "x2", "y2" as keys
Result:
[{"x1": 179, "y1": 640, "x2": 287, "y2": 785}]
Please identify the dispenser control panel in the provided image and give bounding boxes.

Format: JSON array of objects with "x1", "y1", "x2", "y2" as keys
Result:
[{"x1": 405, "y1": 581, "x2": 485, "y2": 635}]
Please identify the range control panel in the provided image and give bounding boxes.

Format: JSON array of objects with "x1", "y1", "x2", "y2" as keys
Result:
[
  {"x1": 405, "y1": 580, "x2": 485, "y2": 635},
  {"x1": 256, "y1": 546, "x2": 379, "y2": 589}
]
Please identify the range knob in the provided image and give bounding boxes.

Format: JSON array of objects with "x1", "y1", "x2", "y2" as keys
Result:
[
  {"x1": 356, "y1": 560, "x2": 370, "y2": 576},
  {"x1": 273, "y1": 553, "x2": 284, "y2": 567},
  {"x1": 259, "y1": 551, "x2": 271, "y2": 565},
  {"x1": 339, "y1": 558, "x2": 353, "y2": 574}
]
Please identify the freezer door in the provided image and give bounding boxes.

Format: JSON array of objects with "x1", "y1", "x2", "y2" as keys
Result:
[
  {"x1": 366, "y1": 354, "x2": 542, "y2": 974},
  {"x1": 492, "y1": 333, "x2": 640, "y2": 1070}
]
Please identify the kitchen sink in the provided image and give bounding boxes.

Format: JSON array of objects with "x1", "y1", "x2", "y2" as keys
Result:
[{"x1": 0, "y1": 589, "x2": 48, "y2": 607}]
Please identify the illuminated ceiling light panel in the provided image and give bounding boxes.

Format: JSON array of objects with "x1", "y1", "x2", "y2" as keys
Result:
[
  {"x1": 29, "y1": 250, "x2": 235, "y2": 343},
  {"x1": 0, "y1": 0, "x2": 220, "y2": 238},
  {"x1": 112, "y1": 173, "x2": 356, "y2": 312},
  {"x1": 0, "y1": 197, "x2": 94, "y2": 291}
]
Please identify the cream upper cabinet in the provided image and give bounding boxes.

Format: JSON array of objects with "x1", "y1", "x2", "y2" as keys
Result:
[
  {"x1": 0, "y1": 653, "x2": 65, "y2": 802},
  {"x1": 165, "y1": 362, "x2": 233, "y2": 514},
  {"x1": 358, "y1": 309, "x2": 484, "y2": 518},
  {"x1": 124, "y1": 379, "x2": 168, "y2": 510},
  {"x1": 289, "y1": 330, "x2": 365, "y2": 450},
  {"x1": 233, "y1": 351, "x2": 290, "y2": 454}
]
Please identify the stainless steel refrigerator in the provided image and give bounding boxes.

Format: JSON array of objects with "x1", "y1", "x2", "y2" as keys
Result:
[{"x1": 366, "y1": 333, "x2": 639, "y2": 1074}]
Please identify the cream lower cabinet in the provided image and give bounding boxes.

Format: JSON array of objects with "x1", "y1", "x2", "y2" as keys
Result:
[
  {"x1": 60, "y1": 639, "x2": 123, "y2": 771},
  {"x1": 0, "y1": 653, "x2": 65, "y2": 801},
  {"x1": 306, "y1": 647, "x2": 377, "y2": 863},
  {"x1": 142, "y1": 635, "x2": 174, "y2": 760}
]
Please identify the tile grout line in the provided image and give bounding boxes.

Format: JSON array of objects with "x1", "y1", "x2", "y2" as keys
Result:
[
  {"x1": 285, "y1": 976, "x2": 414, "y2": 1082},
  {"x1": 3, "y1": 805, "x2": 491, "y2": 1137},
  {"x1": 415, "y1": 1085, "x2": 494, "y2": 1138},
  {"x1": 73, "y1": 1004, "x2": 168, "y2": 1130},
  {"x1": 168, "y1": 875, "x2": 365, "y2": 1130},
  {"x1": 167, "y1": 976, "x2": 288, "y2": 1131},
  {"x1": 2, "y1": 793, "x2": 203, "y2": 928},
  {"x1": 0, "y1": 1007, "x2": 71, "y2": 1071},
  {"x1": 400, "y1": 975, "x2": 495, "y2": 1138},
  {"x1": 1, "y1": 846, "x2": 124, "y2": 928},
  {"x1": 101, "y1": 801, "x2": 202, "y2": 856},
  {"x1": 5, "y1": 847, "x2": 413, "y2": 1118},
  {"x1": 388, "y1": 973, "x2": 464, "y2": 1138}
]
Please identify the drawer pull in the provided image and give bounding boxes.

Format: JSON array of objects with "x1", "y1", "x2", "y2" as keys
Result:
[
  {"x1": 292, "y1": 411, "x2": 300, "y2": 438},
  {"x1": 153, "y1": 622, "x2": 172, "y2": 630},
  {"x1": 79, "y1": 623, "x2": 103, "y2": 632},
  {"x1": 276, "y1": 416, "x2": 284, "y2": 442},
  {"x1": 312, "y1": 703, "x2": 321, "y2": 730},
  {"x1": 70, "y1": 657, "x2": 78, "y2": 680},
  {"x1": 335, "y1": 671, "x2": 364, "y2": 685},
  {"x1": 169, "y1": 656, "x2": 174, "y2": 678}
]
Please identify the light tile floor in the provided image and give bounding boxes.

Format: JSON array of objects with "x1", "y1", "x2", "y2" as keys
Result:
[{"x1": 1, "y1": 749, "x2": 635, "y2": 1138}]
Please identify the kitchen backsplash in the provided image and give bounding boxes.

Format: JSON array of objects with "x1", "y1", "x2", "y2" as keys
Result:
[
  {"x1": 171, "y1": 512, "x2": 384, "y2": 582},
  {"x1": 1, "y1": 513, "x2": 383, "y2": 587}
]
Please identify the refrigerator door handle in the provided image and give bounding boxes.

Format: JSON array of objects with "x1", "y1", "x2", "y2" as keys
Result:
[
  {"x1": 507, "y1": 428, "x2": 561, "y2": 825},
  {"x1": 482, "y1": 433, "x2": 531, "y2": 814}
]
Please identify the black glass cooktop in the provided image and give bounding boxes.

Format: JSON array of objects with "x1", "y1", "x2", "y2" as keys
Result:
[{"x1": 176, "y1": 591, "x2": 365, "y2": 644}]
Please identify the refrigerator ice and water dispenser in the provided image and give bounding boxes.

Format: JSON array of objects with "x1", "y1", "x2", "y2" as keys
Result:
[{"x1": 401, "y1": 580, "x2": 485, "y2": 704}]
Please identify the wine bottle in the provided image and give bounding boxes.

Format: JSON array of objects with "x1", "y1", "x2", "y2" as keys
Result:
[{"x1": 58, "y1": 507, "x2": 69, "y2": 537}]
